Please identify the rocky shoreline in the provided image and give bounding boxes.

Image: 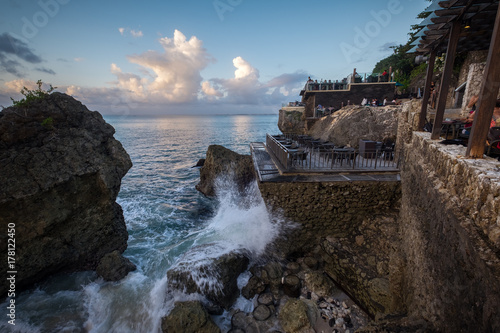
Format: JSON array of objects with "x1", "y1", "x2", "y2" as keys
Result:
[{"x1": 163, "y1": 254, "x2": 370, "y2": 333}]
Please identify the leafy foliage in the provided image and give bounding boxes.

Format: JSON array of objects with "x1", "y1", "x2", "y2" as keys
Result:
[
  {"x1": 10, "y1": 80, "x2": 56, "y2": 107},
  {"x1": 371, "y1": 0, "x2": 433, "y2": 91}
]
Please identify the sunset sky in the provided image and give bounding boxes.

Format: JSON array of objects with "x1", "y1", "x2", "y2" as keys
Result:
[{"x1": 0, "y1": 0, "x2": 428, "y2": 115}]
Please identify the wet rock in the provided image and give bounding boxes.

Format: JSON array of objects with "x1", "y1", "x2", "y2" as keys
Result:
[
  {"x1": 257, "y1": 292, "x2": 274, "y2": 306},
  {"x1": 96, "y1": 250, "x2": 136, "y2": 281},
  {"x1": 161, "y1": 301, "x2": 220, "y2": 333},
  {"x1": 0, "y1": 92, "x2": 132, "y2": 295},
  {"x1": 167, "y1": 247, "x2": 249, "y2": 309},
  {"x1": 242, "y1": 275, "x2": 266, "y2": 299},
  {"x1": 231, "y1": 311, "x2": 259, "y2": 333},
  {"x1": 286, "y1": 261, "x2": 301, "y2": 274},
  {"x1": 253, "y1": 304, "x2": 272, "y2": 321},
  {"x1": 262, "y1": 261, "x2": 283, "y2": 283},
  {"x1": 283, "y1": 274, "x2": 301, "y2": 298},
  {"x1": 195, "y1": 145, "x2": 255, "y2": 197}
]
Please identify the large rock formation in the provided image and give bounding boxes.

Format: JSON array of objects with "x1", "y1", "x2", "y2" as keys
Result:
[
  {"x1": 0, "y1": 92, "x2": 132, "y2": 295},
  {"x1": 166, "y1": 247, "x2": 249, "y2": 310},
  {"x1": 308, "y1": 105, "x2": 399, "y2": 147},
  {"x1": 195, "y1": 145, "x2": 255, "y2": 197}
]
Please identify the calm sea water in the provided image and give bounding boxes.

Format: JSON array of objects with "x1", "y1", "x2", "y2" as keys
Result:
[{"x1": 1, "y1": 114, "x2": 284, "y2": 333}]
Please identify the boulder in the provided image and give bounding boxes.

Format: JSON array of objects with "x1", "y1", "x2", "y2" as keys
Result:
[
  {"x1": 303, "y1": 271, "x2": 336, "y2": 298},
  {"x1": 0, "y1": 92, "x2": 132, "y2": 296},
  {"x1": 167, "y1": 247, "x2": 249, "y2": 309},
  {"x1": 96, "y1": 250, "x2": 136, "y2": 281},
  {"x1": 195, "y1": 145, "x2": 255, "y2": 197},
  {"x1": 161, "y1": 301, "x2": 220, "y2": 333},
  {"x1": 308, "y1": 105, "x2": 399, "y2": 148},
  {"x1": 279, "y1": 299, "x2": 318, "y2": 333}
]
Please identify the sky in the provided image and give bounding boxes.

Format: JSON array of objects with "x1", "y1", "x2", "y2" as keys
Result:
[{"x1": 0, "y1": 0, "x2": 428, "y2": 115}]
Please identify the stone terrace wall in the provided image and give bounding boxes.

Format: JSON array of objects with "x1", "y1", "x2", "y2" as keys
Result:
[
  {"x1": 258, "y1": 180, "x2": 402, "y2": 316},
  {"x1": 397, "y1": 105, "x2": 500, "y2": 331}
]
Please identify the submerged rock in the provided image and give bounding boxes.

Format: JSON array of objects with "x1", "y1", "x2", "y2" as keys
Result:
[
  {"x1": 195, "y1": 145, "x2": 255, "y2": 197},
  {"x1": 96, "y1": 250, "x2": 136, "y2": 281},
  {"x1": 0, "y1": 92, "x2": 132, "y2": 295},
  {"x1": 161, "y1": 301, "x2": 221, "y2": 333}
]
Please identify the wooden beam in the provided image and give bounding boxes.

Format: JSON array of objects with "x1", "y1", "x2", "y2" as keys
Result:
[
  {"x1": 419, "y1": 50, "x2": 437, "y2": 131},
  {"x1": 466, "y1": 5, "x2": 500, "y2": 158},
  {"x1": 431, "y1": 20, "x2": 462, "y2": 140}
]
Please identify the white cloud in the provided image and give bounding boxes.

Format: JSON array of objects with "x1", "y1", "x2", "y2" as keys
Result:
[
  {"x1": 74, "y1": 57, "x2": 84, "y2": 62},
  {"x1": 119, "y1": 27, "x2": 144, "y2": 38},
  {"x1": 130, "y1": 30, "x2": 143, "y2": 38},
  {"x1": 201, "y1": 81, "x2": 223, "y2": 98},
  {"x1": 233, "y1": 56, "x2": 258, "y2": 80},
  {"x1": 125, "y1": 29, "x2": 213, "y2": 103},
  {"x1": 0, "y1": 30, "x2": 309, "y2": 114}
]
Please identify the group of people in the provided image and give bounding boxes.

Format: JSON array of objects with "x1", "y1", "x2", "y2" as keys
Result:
[
  {"x1": 462, "y1": 95, "x2": 500, "y2": 134},
  {"x1": 361, "y1": 97, "x2": 399, "y2": 107},
  {"x1": 306, "y1": 77, "x2": 345, "y2": 91}
]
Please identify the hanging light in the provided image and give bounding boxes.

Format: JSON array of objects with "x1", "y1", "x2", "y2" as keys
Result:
[{"x1": 464, "y1": 19, "x2": 472, "y2": 29}]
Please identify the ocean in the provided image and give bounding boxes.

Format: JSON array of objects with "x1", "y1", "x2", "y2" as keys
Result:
[{"x1": 1, "y1": 114, "x2": 283, "y2": 333}]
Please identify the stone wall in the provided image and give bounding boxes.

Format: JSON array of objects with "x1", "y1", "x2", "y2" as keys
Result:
[
  {"x1": 462, "y1": 61, "x2": 500, "y2": 115},
  {"x1": 258, "y1": 179, "x2": 402, "y2": 316},
  {"x1": 397, "y1": 101, "x2": 500, "y2": 332},
  {"x1": 302, "y1": 83, "x2": 396, "y2": 113}
]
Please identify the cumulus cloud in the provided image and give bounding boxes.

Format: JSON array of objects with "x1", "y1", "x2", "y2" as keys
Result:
[
  {"x1": 0, "y1": 30, "x2": 309, "y2": 114},
  {"x1": 124, "y1": 29, "x2": 214, "y2": 103},
  {"x1": 0, "y1": 33, "x2": 44, "y2": 77},
  {"x1": 202, "y1": 56, "x2": 306, "y2": 106},
  {"x1": 201, "y1": 81, "x2": 223, "y2": 98}
]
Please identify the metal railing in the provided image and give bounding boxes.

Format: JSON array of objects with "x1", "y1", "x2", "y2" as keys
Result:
[{"x1": 266, "y1": 134, "x2": 401, "y2": 173}]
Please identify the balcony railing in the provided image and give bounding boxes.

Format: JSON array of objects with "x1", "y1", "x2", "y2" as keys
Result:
[{"x1": 266, "y1": 134, "x2": 400, "y2": 173}]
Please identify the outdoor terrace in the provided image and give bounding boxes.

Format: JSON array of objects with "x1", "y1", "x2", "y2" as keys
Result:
[{"x1": 250, "y1": 134, "x2": 401, "y2": 182}]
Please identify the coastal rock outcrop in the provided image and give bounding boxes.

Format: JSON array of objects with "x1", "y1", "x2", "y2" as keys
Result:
[
  {"x1": 308, "y1": 105, "x2": 399, "y2": 147},
  {"x1": 0, "y1": 92, "x2": 132, "y2": 295},
  {"x1": 195, "y1": 145, "x2": 255, "y2": 197},
  {"x1": 166, "y1": 247, "x2": 249, "y2": 309},
  {"x1": 161, "y1": 301, "x2": 221, "y2": 333},
  {"x1": 96, "y1": 250, "x2": 137, "y2": 281}
]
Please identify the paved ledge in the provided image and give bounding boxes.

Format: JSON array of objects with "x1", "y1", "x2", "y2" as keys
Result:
[{"x1": 250, "y1": 142, "x2": 400, "y2": 183}]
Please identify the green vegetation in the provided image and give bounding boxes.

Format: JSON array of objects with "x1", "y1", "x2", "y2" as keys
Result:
[
  {"x1": 41, "y1": 116, "x2": 54, "y2": 128},
  {"x1": 10, "y1": 80, "x2": 56, "y2": 108},
  {"x1": 372, "y1": 0, "x2": 433, "y2": 91}
]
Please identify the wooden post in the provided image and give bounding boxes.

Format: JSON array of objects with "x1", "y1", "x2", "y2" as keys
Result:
[
  {"x1": 388, "y1": 66, "x2": 393, "y2": 82},
  {"x1": 418, "y1": 50, "x2": 437, "y2": 131},
  {"x1": 431, "y1": 20, "x2": 461, "y2": 140},
  {"x1": 466, "y1": 6, "x2": 500, "y2": 158},
  {"x1": 353, "y1": 68, "x2": 357, "y2": 84}
]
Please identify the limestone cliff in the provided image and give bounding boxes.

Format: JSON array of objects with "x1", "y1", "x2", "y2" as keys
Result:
[
  {"x1": 195, "y1": 144, "x2": 255, "y2": 197},
  {"x1": 308, "y1": 105, "x2": 399, "y2": 147},
  {"x1": 0, "y1": 92, "x2": 133, "y2": 295}
]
